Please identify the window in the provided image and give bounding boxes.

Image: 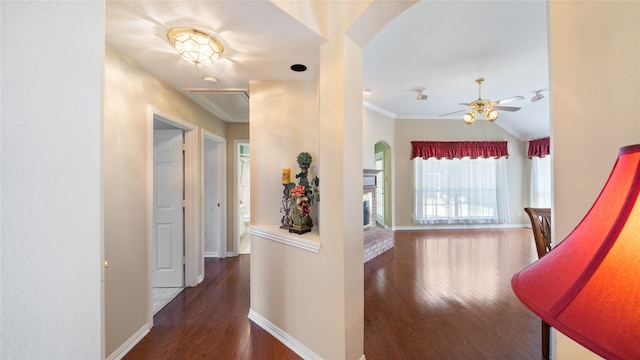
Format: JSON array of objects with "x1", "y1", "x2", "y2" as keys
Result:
[
  {"x1": 530, "y1": 155, "x2": 551, "y2": 207},
  {"x1": 413, "y1": 157, "x2": 510, "y2": 224},
  {"x1": 527, "y1": 137, "x2": 551, "y2": 208}
]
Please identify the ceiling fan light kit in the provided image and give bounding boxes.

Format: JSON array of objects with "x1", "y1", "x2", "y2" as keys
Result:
[
  {"x1": 439, "y1": 78, "x2": 523, "y2": 125},
  {"x1": 167, "y1": 27, "x2": 224, "y2": 66},
  {"x1": 416, "y1": 90, "x2": 428, "y2": 100}
]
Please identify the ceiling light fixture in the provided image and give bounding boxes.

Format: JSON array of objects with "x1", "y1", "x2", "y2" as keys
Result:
[
  {"x1": 463, "y1": 78, "x2": 500, "y2": 125},
  {"x1": 531, "y1": 90, "x2": 545, "y2": 102},
  {"x1": 512, "y1": 144, "x2": 640, "y2": 359},
  {"x1": 167, "y1": 27, "x2": 224, "y2": 66},
  {"x1": 416, "y1": 90, "x2": 428, "y2": 100}
]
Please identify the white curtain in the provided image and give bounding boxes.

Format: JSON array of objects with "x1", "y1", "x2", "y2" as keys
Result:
[
  {"x1": 530, "y1": 155, "x2": 551, "y2": 208},
  {"x1": 413, "y1": 157, "x2": 510, "y2": 224}
]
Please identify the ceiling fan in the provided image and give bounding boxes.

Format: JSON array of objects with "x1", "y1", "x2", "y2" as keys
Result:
[{"x1": 439, "y1": 78, "x2": 524, "y2": 125}]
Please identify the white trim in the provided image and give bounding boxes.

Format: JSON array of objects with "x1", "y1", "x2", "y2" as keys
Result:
[
  {"x1": 202, "y1": 129, "x2": 227, "y2": 261},
  {"x1": 184, "y1": 128, "x2": 199, "y2": 286},
  {"x1": 394, "y1": 223, "x2": 530, "y2": 231},
  {"x1": 204, "y1": 252, "x2": 219, "y2": 258},
  {"x1": 147, "y1": 106, "x2": 200, "y2": 326},
  {"x1": 248, "y1": 309, "x2": 322, "y2": 360},
  {"x1": 250, "y1": 225, "x2": 321, "y2": 253},
  {"x1": 234, "y1": 139, "x2": 250, "y2": 256},
  {"x1": 363, "y1": 100, "x2": 397, "y2": 119},
  {"x1": 105, "y1": 323, "x2": 150, "y2": 360}
]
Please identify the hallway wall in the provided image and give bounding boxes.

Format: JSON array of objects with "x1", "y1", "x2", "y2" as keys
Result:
[{"x1": 103, "y1": 45, "x2": 227, "y2": 357}]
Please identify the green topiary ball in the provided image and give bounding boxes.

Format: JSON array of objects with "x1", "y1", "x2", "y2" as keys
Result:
[{"x1": 297, "y1": 152, "x2": 312, "y2": 167}]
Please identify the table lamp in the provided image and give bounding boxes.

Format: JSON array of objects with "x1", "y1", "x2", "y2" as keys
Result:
[{"x1": 512, "y1": 144, "x2": 640, "y2": 359}]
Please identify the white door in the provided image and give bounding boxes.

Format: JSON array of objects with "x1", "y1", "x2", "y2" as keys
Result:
[{"x1": 153, "y1": 129, "x2": 184, "y2": 287}]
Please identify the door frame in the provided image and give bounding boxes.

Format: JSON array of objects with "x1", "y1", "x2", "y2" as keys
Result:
[
  {"x1": 233, "y1": 139, "x2": 250, "y2": 256},
  {"x1": 201, "y1": 129, "x2": 227, "y2": 265},
  {"x1": 147, "y1": 106, "x2": 199, "y2": 326},
  {"x1": 374, "y1": 141, "x2": 392, "y2": 228}
]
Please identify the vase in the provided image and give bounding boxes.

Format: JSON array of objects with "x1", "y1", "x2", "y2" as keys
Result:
[{"x1": 289, "y1": 206, "x2": 311, "y2": 234}]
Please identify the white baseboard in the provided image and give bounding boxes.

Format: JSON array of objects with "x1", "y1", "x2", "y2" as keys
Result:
[
  {"x1": 394, "y1": 223, "x2": 529, "y2": 231},
  {"x1": 204, "y1": 251, "x2": 218, "y2": 258},
  {"x1": 106, "y1": 323, "x2": 150, "y2": 360},
  {"x1": 248, "y1": 309, "x2": 322, "y2": 360}
]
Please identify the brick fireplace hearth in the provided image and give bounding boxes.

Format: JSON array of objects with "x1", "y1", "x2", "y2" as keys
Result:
[{"x1": 363, "y1": 169, "x2": 394, "y2": 262}]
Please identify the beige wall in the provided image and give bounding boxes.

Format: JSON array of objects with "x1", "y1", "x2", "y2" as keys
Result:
[
  {"x1": 103, "y1": 45, "x2": 227, "y2": 357},
  {"x1": 363, "y1": 107, "x2": 395, "y2": 169},
  {"x1": 249, "y1": 80, "x2": 330, "y2": 352},
  {"x1": 393, "y1": 119, "x2": 528, "y2": 228},
  {"x1": 549, "y1": 1, "x2": 640, "y2": 359}
]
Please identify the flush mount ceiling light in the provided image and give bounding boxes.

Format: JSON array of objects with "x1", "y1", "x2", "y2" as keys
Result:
[{"x1": 167, "y1": 27, "x2": 224, "y2": 66}]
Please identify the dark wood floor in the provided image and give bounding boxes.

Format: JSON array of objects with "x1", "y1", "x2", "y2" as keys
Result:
[{"x1": 124, "y1": 228, "x2": 542, "y2": 359}]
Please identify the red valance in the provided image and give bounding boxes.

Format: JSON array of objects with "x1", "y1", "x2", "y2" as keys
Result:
[
  {"x1": 411, "y1": 141, "x2": 509, "y2": 160},
  {"x1": 527, "y1": 137, "x2": 550, "y2": 158}
]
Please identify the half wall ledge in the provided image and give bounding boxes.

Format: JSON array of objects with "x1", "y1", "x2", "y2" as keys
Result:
[{"x1": 250, "y1": 225, "x2": 321, "y2": 253}]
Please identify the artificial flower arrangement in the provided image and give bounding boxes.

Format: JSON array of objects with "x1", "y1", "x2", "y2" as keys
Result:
[{"x1": 288, "y1": 152, "x2": 319, "y2": 232}]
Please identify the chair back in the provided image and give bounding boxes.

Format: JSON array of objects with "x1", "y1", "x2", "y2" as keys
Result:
[{"x1": 524, "y1": 207, "x2": 552, "y2": 259}]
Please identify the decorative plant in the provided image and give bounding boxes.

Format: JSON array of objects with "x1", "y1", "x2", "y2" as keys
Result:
[
  {"x1": 289, "y1": 152, "x2": 320, "y2": 225},
  {"x1": 296, "y1": 152, "x2": 312, "y2": 168}
]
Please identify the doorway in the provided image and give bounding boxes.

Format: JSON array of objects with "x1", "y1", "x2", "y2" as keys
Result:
[
  {"x1": 203, "y1": 129, "x2": 227, "y2": 260},
  {"x1": 374, "y1": 141, "x2": 392, "y2": 228},
  {"x1": 147, "y1": 106, "x2": 200, "y2": 324},
  {"x1": 151, "y1": 119, "x2": 185, "y2": 314},
  {"x1": 236, "y1": 140, "x2": 250, "y2": 254}
]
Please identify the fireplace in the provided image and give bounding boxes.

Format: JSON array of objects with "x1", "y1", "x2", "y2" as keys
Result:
[
  {"x1": 363, "y1": 192, "x2": 373, "y2": 229},
  {"x1": 363, "y1": 169, "x2": 380, "y2": 229},
  {"x1": 363, "y1": 169, "x2": 394, "y2": 262}
]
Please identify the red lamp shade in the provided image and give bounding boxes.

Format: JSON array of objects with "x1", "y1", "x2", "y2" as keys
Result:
[{"x1": 512, "y1": 144, "x2": 640, "y2": 359}]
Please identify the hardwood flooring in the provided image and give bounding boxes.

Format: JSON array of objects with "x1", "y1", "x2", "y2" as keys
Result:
[
  {"x1": 364, "y1": 228, "x2": 542, "y2": 360},
  {"x1": 124, "y1": 228, "x2": 542, "y2": 359}
]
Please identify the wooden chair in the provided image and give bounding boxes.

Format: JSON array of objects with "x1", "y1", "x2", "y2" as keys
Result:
[{"x1": 524, "y1": 207, "x2": 552, "y2": 359}]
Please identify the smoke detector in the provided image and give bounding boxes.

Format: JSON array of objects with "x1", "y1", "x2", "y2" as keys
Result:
[{"x1": 203, "y1": 76, "x2": 218, "y2": 84}]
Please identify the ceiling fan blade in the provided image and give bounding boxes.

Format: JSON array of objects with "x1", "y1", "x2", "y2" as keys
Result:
[
  {"x1": 493, "y1": 105, "x2": 521, "y2": 112},
  {"x1": 458, "y1": 103, "x2": 471, "y2": 106},
  {"x1": 493, "y1": 96, "x2": 524, "y2": 105},
  {"x1": 439, "y1": 109, "x2": 468, "y2": 117}
]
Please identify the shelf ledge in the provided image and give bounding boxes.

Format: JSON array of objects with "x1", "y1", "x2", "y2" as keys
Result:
[{"x1": 249, "y1": 225, "x2": 321, "y2": 253}]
